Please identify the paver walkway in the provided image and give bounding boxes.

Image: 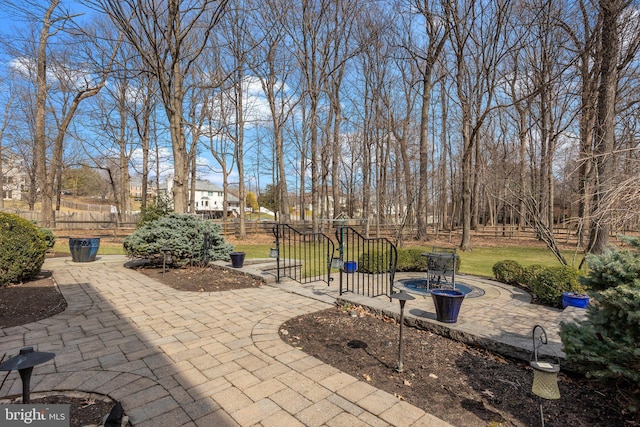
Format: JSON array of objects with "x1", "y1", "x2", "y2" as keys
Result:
[
  {"x1": 244, "y1": 261, "x2": 587, "y2": 361},
  {"x1": 0, "y1": 256, "x2": 450, "y2": 426}
]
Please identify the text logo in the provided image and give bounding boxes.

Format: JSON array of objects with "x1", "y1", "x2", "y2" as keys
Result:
[{"x1": 2, "y1": 405, "x2": 69, "y2": 427}]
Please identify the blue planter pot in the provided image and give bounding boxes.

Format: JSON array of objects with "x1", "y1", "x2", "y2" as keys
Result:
[
  {"x1": 562, "y1": 292, "x2": 590, "y2": 309},
  {"x1": 69, "y1": 238, "x2": 100, "y2": 262},
  {"x1": 431, "y1": 289, "x2": 465, "y2": 323},
  {"x1": 343, "y1": 261, "x2": 357, "y2": 273}
]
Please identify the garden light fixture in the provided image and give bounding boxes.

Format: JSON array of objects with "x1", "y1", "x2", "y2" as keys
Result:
[
  {"x1": 0, "y1": 347, "x2": 55, "y2": 403},
  {"x1": 390, "y1": 291, "x2": 415, "y2": 373},
  {"x1": 161, "y1": 246, "x2": 171, "y2": 276},
  {"x1": 530, "y1": 325, "x2": 560, "y2": 427}
]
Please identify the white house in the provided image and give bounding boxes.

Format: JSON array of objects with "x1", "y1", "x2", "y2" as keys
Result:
[
  {"x1": 165, "y1": 176, "x2": 240, "y2": 218},
  {"x1": 1, "y1": 153, "x2": 26, "y2": 201}
]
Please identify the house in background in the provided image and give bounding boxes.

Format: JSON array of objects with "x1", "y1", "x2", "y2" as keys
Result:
[
  {"x1": 129, "y1": 178, "x2": 158, "y2": 201},
  {"x1": 1, "y1": 153, "x2": 26, "y2": 201},
  {"x1": 165, "y1": 176, "x2": 240, "y2": 218}
]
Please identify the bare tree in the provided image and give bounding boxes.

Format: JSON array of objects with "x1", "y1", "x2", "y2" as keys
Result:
[
  {"x1": 248, "y1": 0, "x2": 300, "y2": 223},
  {"x1": 131, "y1": 68, "x2": 157, "y2": 209},
  {"x1": 444, "y1": 0, "x2": 513, "y2": 251},
  {"x1": 0, "y1": 78, "x2": 15, "y2": 210},
  {"x1": 588, "y1": 0, "x2": 640, "y2": 253},
  {"x1": 402, "y1": 0, "x2": 448, "y2": 241},
  {"x1": 25, "y1": 1, "x2": 117, "y2": 226},
  {"x1": 93, "y1": 0, "x2": 228, "y2": 213},
  {"x1": 288, "y1": 0, "x2": 333, "y2": 233}
]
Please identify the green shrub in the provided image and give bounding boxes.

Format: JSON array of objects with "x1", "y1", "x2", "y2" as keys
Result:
[
  {"x1": 395, "y1": 248, "x2": 461, "y2": 273},
  {"x1": 560, "y1": 237, "x2": 640, "y2": 412},
  {"x1": 138, "y1": 194, "x2": 173, "y2": 227},
  {"x1": 519, "y1": 264, "x2": 545, "y2": 287},
  {"x1": 358, "y1": 250, "x2": 393, "y2": 274},
  {"x1": 38, "y1": 226, "x2": 56, "y2": 249},
  {"x1": 528, "y1": 265, "x2": 584, "y2": 307},
  {"x1": 124, "y1": 213, "x2": 232, "y2": 265},
  {"x1": 396, "y1": 248, "x2": 428, "y2": 272},
  {"x1": 0, "y1": 213, "x2": 47, "y2": 286},
  {"x1": 492, "y1": 260, "x2": 523, "y2": 284}
]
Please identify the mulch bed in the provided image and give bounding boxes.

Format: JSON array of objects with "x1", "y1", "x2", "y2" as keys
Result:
[
  {"x1": 131, "y1": 262, "x2": 265, "y2": 291},
  {"x1": 0, "y1": 271, "x2": 67, "y2": 329},
  {"x1": 279, "y1": 304, "x2": 634, "y2": 427}
]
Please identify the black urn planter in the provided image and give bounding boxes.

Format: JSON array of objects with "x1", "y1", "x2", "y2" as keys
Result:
[
  {"x1": 230, "y1": 252, "x2": 246, "y2": 268},
  {"x1": 69, "y1": 238, "x2": 100, "y2": 262},
  {"x1": 431, "y1": 289, "x2": 465, "y2": 323}
]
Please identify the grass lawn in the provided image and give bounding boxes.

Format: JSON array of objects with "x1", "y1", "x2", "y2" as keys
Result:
[
  {"x1": 449, "y1": 246, "x2": 580, "y2": 278},
  {"x1": 52, "y1": 239, "x2": 126, "y2": 256},
  {"x1": 52, "y1": 236, "x2": 580, "y2": 279},
  {"x1": 232, "y1": 242, "x2": 578, "y2": 278}
]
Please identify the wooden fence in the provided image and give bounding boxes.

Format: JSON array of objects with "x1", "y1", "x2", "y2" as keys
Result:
[
  {"x1": 59, "y1": 200, "x2": 114, "y2": 213},
  {"x1": 3, "y1": 208, "x2": 637, "y2": 246},
  {"x1": 221, "y1": 221, "x2": 639, "y2": 247},
  {"x1": 1, "y1": 209, "x2": 139, "y2": 230}
]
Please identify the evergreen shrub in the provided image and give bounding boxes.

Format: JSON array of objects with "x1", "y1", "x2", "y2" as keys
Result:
[
  {"x1": 38, "y1": 226, "x2": 56, "y2": 249},
  {"x1": 492, "y1": 260, "x2": 523, "y2": 284},
  {"x1": 396, "y1": 248, "x2": 428, "y2": 272},
  {"x1": 519, "y1": 264, "x2": 545, "y2": 287},
  {"x1": 527, "y1": 265, "x2": 584, "y2": 307},
  {"x1": 395, "y1": 248, "x2": 461, "y2": 273},
  {"x1": 358, "y1": 250, "x2": 393, "y2": 274},
  {"x1": 0, "y1": 213, "x2": 48, "y2": 286},
  {"x1": 560, "y1": 236, "x2": 640, "y2": 412},
  {"x1": 124, "y1": 213, "x2": 232, "y2": 265},
  {"x1": 138, "y1": 194, "x2": 173, "y2": 227}
]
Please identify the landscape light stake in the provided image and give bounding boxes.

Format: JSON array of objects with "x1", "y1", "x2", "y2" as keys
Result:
[
  {"x1": 390, "y1": 291, "x2": 415, "y2": 373},
  {"x1": 161, "y1": 246, "x2": 171, "y2": 276},
  {"x1": 0, "y1": 347, "x2": 55, "y2": 403},
  {"x1": 530, "y1": 325, "x2": 560, "y2": 427}
]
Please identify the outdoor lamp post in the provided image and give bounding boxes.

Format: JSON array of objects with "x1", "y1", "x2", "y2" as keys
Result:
[
  {"x1": 390, "y1": 291, "x2": 415, "y2": 373},
  {"x1": 530, "y1": 325, "x2": 560, "y2": 427},
  {"x1": 161, "y1": 246, "x2": 171, "y2": 276},
  {"x1": 0, "y1": 347, "x2": 55, "y2": 403}
]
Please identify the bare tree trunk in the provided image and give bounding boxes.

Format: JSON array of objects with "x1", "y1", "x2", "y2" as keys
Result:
[
  {"x1": 236, "y1": 71, "x2": 246, "y2": 238},
  {"x1": 460, "y1": 110, "x2": 473, "y2": 251},
  {"x1": 139, "y1": 75, "x2": 153, "y2": 209},
  {"x1": 440, "y1": 78, "x2": 449, "y2": 229},
  {"x1": 117, "y1": 81, "x2": 130, "y2": 218},
  {"x1": 0, "y1": 90, "x2": 12, "y2": 210},
  {"x1": 517, "y1": 104, "x2": 528, "y2": 231},
  {"x1": 417, "y1": 76, "x2": 432, "y2": 240},
  {"x1": 99, "y1": 0, "x2": 228, "y2": 214},
  {"x1": 34, "y1": 0, "x2": 59, "y2": 228},
  {"x1": 471, "y1": 132, "x2": 481, "y2": 229},
  {"x1": 588, "y1": 0, "x2": 623, "y2": 254}
]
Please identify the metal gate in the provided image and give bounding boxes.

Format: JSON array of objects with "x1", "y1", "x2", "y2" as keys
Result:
[
  {"x1": 335, "y1": 226, "x2": 397, "y2": 298},
  {"x1": 272, "y1": 224, "x2": 334, "y2": 284}
]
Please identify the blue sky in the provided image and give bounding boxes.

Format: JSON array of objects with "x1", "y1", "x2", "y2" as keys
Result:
[{"x1": 0, "y1": 0, "x2": 286, "y2": 194}]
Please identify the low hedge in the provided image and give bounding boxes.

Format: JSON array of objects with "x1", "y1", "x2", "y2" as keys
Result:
[
  {"x1": 0, "y1": 213, "x2": 47, "y2": 286},
  {"x1": 492, "y1": 260, "x2": 585, "y2": 307},
  {"x1": 492, "y1": 260, "x2": 523, "y2": 285},
  {"x1": 528, "y1": 265, "x2": 585, "y2": 307}
]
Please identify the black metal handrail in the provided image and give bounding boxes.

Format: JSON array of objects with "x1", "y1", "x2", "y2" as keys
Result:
[
  {"x1": 335, "y1": 226, "x2": 397, "y2": 299},
  {"x1": 272, "y1": 224, "x2": 334, "y2": 285}
]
